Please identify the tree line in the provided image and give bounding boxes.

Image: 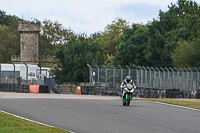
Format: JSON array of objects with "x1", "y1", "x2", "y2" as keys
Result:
[{"x1": 0, "y1": 0, "x2": 200, "y2": 84}]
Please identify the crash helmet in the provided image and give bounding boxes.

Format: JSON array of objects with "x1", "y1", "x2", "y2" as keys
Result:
[{"x1": 125, "y1": 76, "x2": 131, "y2": 83}]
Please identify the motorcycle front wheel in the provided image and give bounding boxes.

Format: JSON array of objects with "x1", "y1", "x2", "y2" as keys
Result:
[
  {"x1": 126, "y1": 94, "x2": 130, "y2": 106},
  {"x1": 122, "y1": 99, "x2": 126, "y2": 106}
]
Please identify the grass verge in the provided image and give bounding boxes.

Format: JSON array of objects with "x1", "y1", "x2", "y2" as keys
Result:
[
  {"x1": 0, "y1": 111, "x2": 70, "y2": 133},
  {"x1": 137, "y1": 98, "x2": 200, "y2": 110}
]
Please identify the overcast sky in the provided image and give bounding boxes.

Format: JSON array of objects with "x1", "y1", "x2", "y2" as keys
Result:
[{"x1": 1, "y1": 0, "x2": 199, "y2": 35}]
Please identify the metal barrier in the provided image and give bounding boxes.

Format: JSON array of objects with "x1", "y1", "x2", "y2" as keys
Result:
[
  {"x1": 87, "y1": 64, "x2": 200, "y2": 91},
  {"x1": 0, "y1": 63, "x2": 50, "y2": 85}
]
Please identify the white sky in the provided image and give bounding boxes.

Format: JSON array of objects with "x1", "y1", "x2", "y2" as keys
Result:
[{"x1": 0, "y1": 0, "x2": 199, "y2": 35}]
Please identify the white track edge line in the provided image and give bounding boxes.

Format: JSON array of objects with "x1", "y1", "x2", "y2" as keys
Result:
[
  {"x1": 0, "y1": 109, "x2": 75, "y2": 133},
  {"x1": 143, "y1": 101, "x2": 200, "y2": 112}
]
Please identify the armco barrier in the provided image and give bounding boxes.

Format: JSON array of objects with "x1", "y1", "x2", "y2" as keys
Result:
[
  {"x1": 166, "y1": 89, "x2": 183, "y2": 98},
  {"x1": 0, "y1": 83, "x2": 49, "y2": 93},
  {"x1": 196, "y1": 90, "x2": 200, "y2": 99},
  {"x1": 81, "y1": 86, "x2": 121, "y2": 96},
  {"x1": 134, "y1": 88, "x2": 166, "y2": 98},
  {"x1": 0, "y1": 83, "x2": 29, "y2": 93},
  {"x1": 29, "y1": 85, "x2": 49, "y2": 93},
  {"x1": 39, "y1": 85, "x2": 49, "y2": 93},
  {"x1": 80, "y1": 86, "x2": 200, "y2": 99}
]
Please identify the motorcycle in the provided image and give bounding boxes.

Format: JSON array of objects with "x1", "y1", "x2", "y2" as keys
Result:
[{"x1": 122, "y1": 83, "x2": 134, "y2": 106}]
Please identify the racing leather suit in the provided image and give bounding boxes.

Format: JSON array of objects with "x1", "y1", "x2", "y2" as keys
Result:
[{"x1": 120, "y1": 79, "x2": 136, "y2": 99}]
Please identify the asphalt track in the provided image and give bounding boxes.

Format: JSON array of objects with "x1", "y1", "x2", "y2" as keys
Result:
[{"x1": 0, "y1": 95, "x2": 200, "y2": 133}]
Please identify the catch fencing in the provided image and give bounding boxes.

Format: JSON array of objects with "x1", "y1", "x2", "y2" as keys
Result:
[
  {"x1": 0, "y1": 63, "x2": 51, "y2": 93},
  {"x1": 87, "y1": 64, "x2": 200, "y2": 91},
  {"x1": 0, "y1": 63, "x2": 50, "y2": 85}
]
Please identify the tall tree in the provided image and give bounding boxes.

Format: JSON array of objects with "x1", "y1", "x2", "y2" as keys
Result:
[
  {"x1": 144, "y1": 0, "x2": 200, "y2": 67},
  {"x1": 171, "y1": 39, "x2": 200, "y2": 67},
  {"x1": 39, "y1": 20, "x2": 74, "y2": 57},
  {"x1": 113, "y1": 24, "x2": 149, "y2": 66},
  {"x1": 53, "y1": 35, "x2": 106, "y2": 84},
  {"x1": 99, "y1": 18, "x2": 130, "y2": 56},
  {"x1": 169, "y1": 0, "x2": 200, "y2": 67},
  {"x1": 0, "y1": 10, "x2": 12, "y2": 26},
  {"x1": 0, "y1": 12, "x2": 20, "y2": 63}
]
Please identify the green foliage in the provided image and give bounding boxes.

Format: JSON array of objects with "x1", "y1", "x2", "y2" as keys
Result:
[
  {"x1": 0, "y1": 10, "x2": 10, "y2": 25},
  {"x1": 113, "y1": 24, "x2": 149, "y2": 66},
  {"x1": 53, "y1": 35, "x2": 106, "y2": 84},
  {"x1": 171, "y1": 39, "x2": 200, "y2": 67},
  {"x1": 111, "y1": 0, "x2": 200, "y2": 67},
  {"x1": 169, "y1": 0, "x2": 200, "y2": 67},
  {"x1": 99, "y1": 18, "x2": 130, "y2": 56},
  {"x1": 1, "y1": 0, "x2": 200, "y2": 68},
  {"x1": 144, "y1": 0, "x2": 200, "y2": 67},
  {"x1": 39, "y1": 20, "x2": 74, "y2": 57},
  {"x1": 16, "y1": 76, "x2": 22, "y2": 85},
  {"x1": 0, "y1": 13, "x2": 20, "y2": 63}
]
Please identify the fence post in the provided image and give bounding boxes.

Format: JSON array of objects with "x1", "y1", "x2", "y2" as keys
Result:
[
  {"x1": 165, "y1": 67, "x2": 170, "y2": 89},
  {"x1": 151, "y1": 67, "x2": 156, "y2": 88},
  {"x1": 95, "y1": 64, "x2": 100, "y2": 86},
  {"x1": 142, "y1": 66, "x2": 147, "y2": 88},
  {"x1": 103, "y1": 65, "x2": 107, "y2": 87},
  {"x1": 188, "y1": 68, "x2": 193, "y2": 91},
  {"x1": 194, "y1": 67, "x2": 199, "y2": 91},
  {"x1": 12, "y1": 62, "x2": 15, "y2": 84},
  {"x1": 132, "y1": 65, "x2": 137, "y2": 84},
  {"x1": 87, "y1": 64, "x2": 92, "y2": 86},
  {"x1": 138, "y1": 66, "x2": 143, "y2": 87},
  {"x1": 169, "y1": 67, "x2": 174, "y2": 89},
  {"x1": 174, "y1": 67, "x2": 179, "y2": 89},
  {"x1": 12, "y1": 62, "x2": 15, "y2": 91},
  {"x1": 155, "y1": 67, "x2": 160, "y2": 89},
  {"x1": 160, "y1": 67, "x2": 165, "y2": 89},
  {"x1": 184, "y1": 67, "x2": 189, "y2": 91},
  {"x1": 147, "y1": 67, "x2": 152, "y2": 88},
  {"x1": 135, "y1": 66, "x2": 139, "y2": 86},
  {"x1": 111, "y1": 65, "x2": 115, "y2": 87},
  {"x1": 126, "y1": 65, "x2": 131, "y2": 76},
  {"x1": 118, "y1": 65, "x2": 123, "y2": 83},
  {"x1": 24, "y1": 63, "x2": 28, "y2": 86},
  {"x1": 179, "y1": 68, "x2": 184, "y2": 91},
  {"x1": 0, "y1": 64, "x2": 1, "y2": 84}
]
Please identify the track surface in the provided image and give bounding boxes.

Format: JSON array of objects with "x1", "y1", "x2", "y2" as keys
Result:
[{"x1": 0, "y1": 95, "x2": 200, "y2": 133}]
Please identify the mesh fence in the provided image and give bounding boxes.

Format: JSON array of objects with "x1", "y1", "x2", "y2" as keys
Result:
[
  {"x1": 0, "y1": 64, "x2": 49, "y2": 86},
  {"x1": 88, "y1": 65, "x2": 200, "y2": 91}
]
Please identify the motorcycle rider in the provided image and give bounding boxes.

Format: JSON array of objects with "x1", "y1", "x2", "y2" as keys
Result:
[{"x1": 120, "y1": 76, "x2": 136, "y2": 99}]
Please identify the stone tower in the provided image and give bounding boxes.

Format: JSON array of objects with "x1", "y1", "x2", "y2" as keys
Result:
[{"x1": 12, "y1": 23, "x2": 40, "y2": 65}]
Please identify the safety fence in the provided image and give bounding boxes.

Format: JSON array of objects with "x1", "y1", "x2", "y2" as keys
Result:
[
  {"x1": 87, "y1": 65, "x2": 200, "y2": 91},
  {"x1": 0, "y1": 83, "x2": 49, "y2": 93},
  {"x1": 0, "y1": 63, "x2": 50, "y2": 86},
  {"x1": 0, "y1": 63, "x2": 60, "y2": 93}
]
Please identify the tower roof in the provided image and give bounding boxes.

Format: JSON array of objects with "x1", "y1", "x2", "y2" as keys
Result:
[{"x1": 18, "y1": 23, "x2": 40, "y2": 32}]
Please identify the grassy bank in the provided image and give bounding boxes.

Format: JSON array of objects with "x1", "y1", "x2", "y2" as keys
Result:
[
  {"x1": 138, "y1": 99, "x2": 200, "y2": 110},
  {"x1": 0, "y1": 111, "x2": 70, "y2": 133}
]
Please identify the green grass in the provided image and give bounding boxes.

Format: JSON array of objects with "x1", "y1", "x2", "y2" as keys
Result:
[
  {"x1": 137, "y1": 98, "x2": 200, "y2": 110},
  {"x1": 0, "y1": 111, "x2": 70, "y2": 133}
]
